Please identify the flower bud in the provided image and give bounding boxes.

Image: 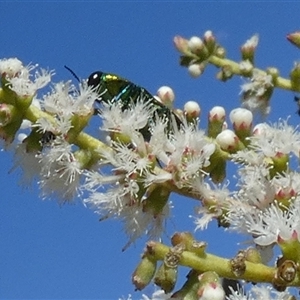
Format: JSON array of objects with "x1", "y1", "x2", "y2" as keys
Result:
[
  {"x1": 216, "y1": 129, "x2": 244, "y2": 153},
  {"x1": 0, "y1": 113, "x2": 25, "y2": 144},
  {"x1": 239, "y1": 60, "x2": 253, "y2": 76},
  {"x1": 132, "y1": 254, "x2": 157, "y2": 290},
  {"x1": 252, "y1": 122, "x2": 269, "y2": 136},
  {"x1": 197, "y1": 272, "x2": 225, "y2": 300},
  {"x1": 184, "y1": 100, "x2": 201, "y2": 123},
  {"x1": 277, "y1": 230, "x2": 300, "y2": 262},
  {"x1": 157, "y1": 86, "x2": 175, "y2": 108},
  {"x1": 229, "y1": 108, "x2": 253, "y2": 130},
  {"x1": 173, "y1": 35, "x2": 190, "y2": 54},
  {"x1": 269, "y1": 152, "x2": 289, "y2": 178},
  {"x1": 22, "y1": 128, "x2": 46, "y2": 152},
  {"x1": 241, "y1": 34, "x2": 259, "y2": 64},
  {"x1": 203, "y1": 30, "x2": 216, "y2": 53},
  {"x1": 188, "y1": 36, "x2": 210, "y2": 61},
  {"x1": 207, "y1": 106, "x2": 226, "y2": 138},
  {"x1": 171, "y1": 232, "x2": 194, "y2": 247},
  {"x1": 290, "y1": 62, "x2": 300, "y2": 88},
  {"x1": 188, "y1": 36, "x2": 204, "y2": 54},
  {"x1": 287, "y1": 31, "x2": 300, "y2": 49},
  {"x1": 216, "y1": 65, "x2": 233, "y2": 82},
  {"x1": 154, "y1": 247, "x2": 182, "y2": 293},
  {"x1": 188, "y1": 63, "x2": 206, "y2": 78},
  {"x1": 215, "y1": 46, "x2": 226, "y2": 58},
  {"x1": 229, "y1": 108, "x2": 252, "y2": 145},
  {"x1": 266, "y1": 67, "x2": 280, "y2": 81}
]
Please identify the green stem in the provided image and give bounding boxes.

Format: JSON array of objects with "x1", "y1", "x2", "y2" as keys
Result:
[
  {"x1": 208, "y1": 55, "x2": 297, "y2": 92},
  {"x1": 149, "y1": 242, "x2": 294, "y2": 285},
  {"x1": 24, "y1": 105, "x2": 112, "y2": 157}
]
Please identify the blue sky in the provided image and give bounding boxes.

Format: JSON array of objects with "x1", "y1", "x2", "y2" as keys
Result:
[{"x1": 1, "y1": 2, "x2": 300, "y2": 299}]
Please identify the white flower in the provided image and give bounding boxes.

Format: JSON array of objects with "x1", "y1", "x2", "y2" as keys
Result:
[
  {"x1": 236, "y1": 162, "x2": 274, "y2": 209},
  {"x1": 100, "y1": 140, "x2": 151, "y2": 176},
  {"x1": 39, "y1": 137, "x2": 82, "y2": 202},
  {"x1": 241, "y1": 70, "x2": 272, "y2": 96},
  {"x1": 83, "y1": 170, "x2": 172, "y2": 247},
  {"x1": 249, "y1": 285, "x2": 292, "y2": 300},
  {"x1": 33, "y1": 116, "x2": 73, "y2": 138},
  {"x1": 226, "y1": 288, "x2": 247, "y2": 300},
  {"x1": 121, "y1": 201, "x2": 172, "y2": 250},
  {"x1": 227, "y1": 200, "x2": 300, "y2": 247},
  {"x1": 272, "y1": 171, "x2": 300, "y2": 198},
  {"x1": 163, "y1": 123, "x2": 215, "y2": 187},
  {"x1": 0, "y1": 59, "x2": 53, "y2": 97},
  {"x1": 249, "y1": 119, "x2": 300, "y2": 157},
  {"x1": 100, "y1": 97, "x2": 156, "y2": 138},
  {"x1": 148, "y1": 118, "x2": 174, "y2": 165},
  {"x1": 227, "y1": 284, "x2": 292, "y2": 300},
  {"x1": 43, "y1": 81, "x2": 96, "y2": 117},
  {"x1": 193, "y1": 206, "x2": 216, "y2": 231},
  {"x1": 141, "y1": 289, "x2": 174, "y2": 300},
  {"x1": 12, "y1": 143, "x2": 42, "y2": 186},
  {"x1": 0, "y1": 58, "x2": 23, "y2": 76},
  {"x1": 240, "y1": 70, "x2": 273, "y2": 115},
  {"x1": 193, "y1": 180, "x2": 232, "y2": 230}
]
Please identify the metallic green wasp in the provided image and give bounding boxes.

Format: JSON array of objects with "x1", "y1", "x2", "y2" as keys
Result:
[{"x1": 87, "y1": 71, "x2": 182, "y2": 139}]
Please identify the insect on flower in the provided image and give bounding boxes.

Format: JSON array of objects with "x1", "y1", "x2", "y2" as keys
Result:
[{"x1": 87, "y1": 70, "x2": 182, "y2": 139}]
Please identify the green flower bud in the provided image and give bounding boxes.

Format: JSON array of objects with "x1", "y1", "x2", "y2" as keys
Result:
[
  {"x1": 277, "y1": 230, "x2": 300, "y2": 262},
  {"x1": 207, "y1": 106, "x2": 226, "y2": 138},
  {"x1": 203, "y1": 30, "x2": 216, "y2": 54},
  {"x1": 240, "y1": 34, "x2": 259, "y2": 64},
  {"x1": 290, "y1": 62, "x2": 300, "y2": 89},
  {"x1": 154, "y1": 247, "x2": 182, "y2": 293},
  {"x1": 132, "y1": 254, "x2": 157, "y2": 291},
  {"x1": 171, "y1": 232, "x2": 194, "y2": 247},
  {"x1": 287, "y1": 31, "x2": 300, "y2": 49}
]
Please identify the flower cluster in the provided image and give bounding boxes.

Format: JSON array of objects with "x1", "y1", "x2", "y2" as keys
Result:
[
  {"x1": 82, "y1": 99, "x2": 215, "y2": 247},
  {"x1": 192, "y1": 118, "x2": 300, "y2": 248},
  {"x1": 2, "y1": 49, "x2": 300, "y2": 298},
  {"x1": 0, "y1": 58, "x2": 216, "y2": 247}
]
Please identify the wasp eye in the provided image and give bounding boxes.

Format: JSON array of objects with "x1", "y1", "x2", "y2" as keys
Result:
[{"x1": 87, "y1": 71, "x2": 103, "y2": 88}]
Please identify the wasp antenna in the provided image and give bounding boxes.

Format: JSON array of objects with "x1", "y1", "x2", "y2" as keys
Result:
[{"x1": 64, "y1": 65, "x2": 81, "y2": 83}]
